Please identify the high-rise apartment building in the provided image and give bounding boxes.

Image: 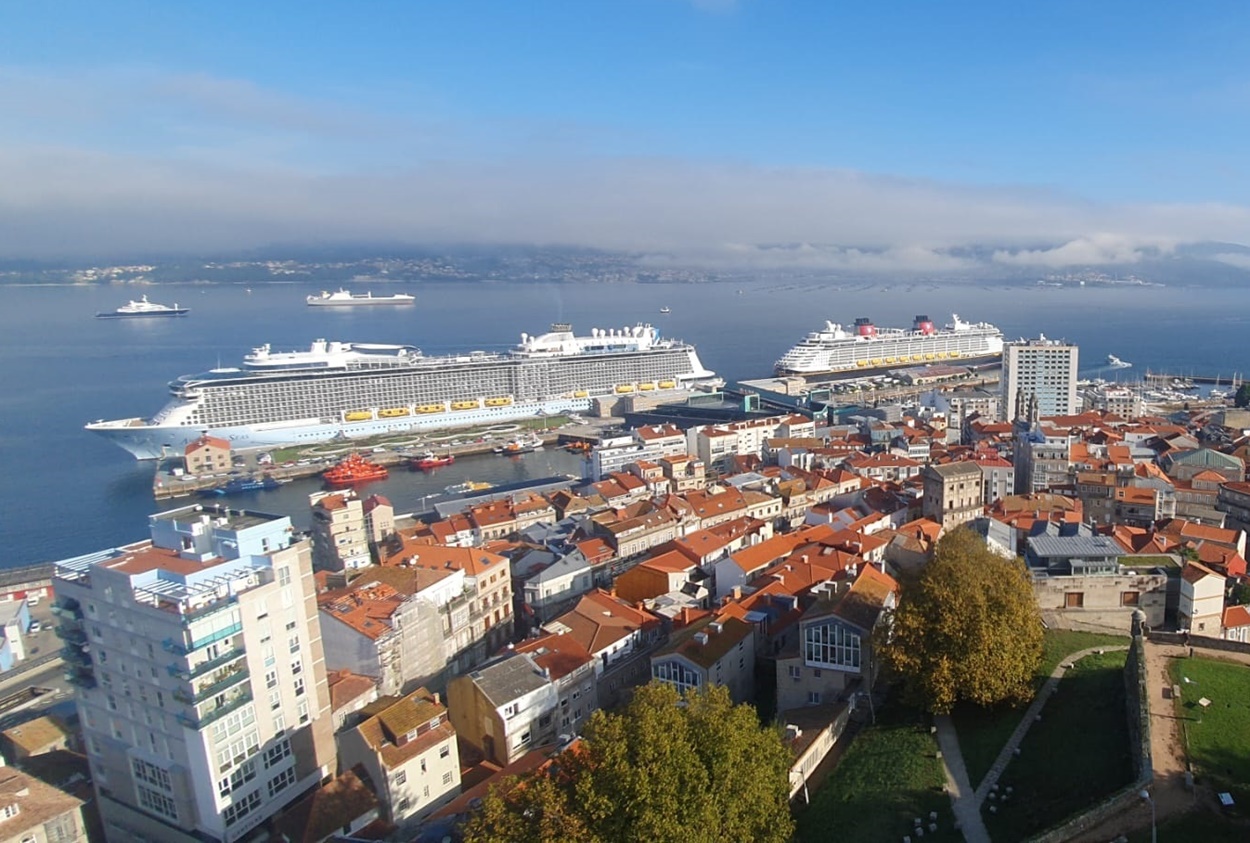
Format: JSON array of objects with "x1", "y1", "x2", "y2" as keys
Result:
[
  {"x1": 1001, "y1": 337, "x2": 1079, "y2": 420},
  {"x1": 53, "y1": 504, "x2": 335, "y2": 843}
]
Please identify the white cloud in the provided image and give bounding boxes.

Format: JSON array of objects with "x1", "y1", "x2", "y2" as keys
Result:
[
  {"x1": 2, "y1": 66, "x2": 1250, "y2": 269},
  {"x1": 990, "y1": 234, "x2": 1178, "y2": 268},
  {"x1": 1210, "y1": 252, "x2": 1250, "y2": 269}
]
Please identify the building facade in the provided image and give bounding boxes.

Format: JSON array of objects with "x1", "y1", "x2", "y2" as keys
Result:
[
  {"x1": 1002, "y1": 338, "x2": 1079, "y2": 420},
  {"x1": 53, "y1": 505, "x2": 336, "y2": 843}
]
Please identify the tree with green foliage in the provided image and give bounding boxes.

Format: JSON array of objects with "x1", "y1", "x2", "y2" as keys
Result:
[
  {"x1": 879, "y1": 527, "x2": 1044, "y2": 714},
  {"x1": 1236, "y1": 383, "x2": 1250, "y2": 408},
  {"x1": 461, "y1": 683, "x2": 795, "y2": 843}
]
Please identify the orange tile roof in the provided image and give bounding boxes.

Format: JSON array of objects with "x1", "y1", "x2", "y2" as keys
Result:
[
  {"x1": 546, "y1": 590, "x2": 659, "y2": 655},
  {"x1": 1222, "y1": 604, "x2": 1250, "y2": 629},
  {"x1": 328, "y1": 670, "x2": 378, "y2": 712},
  {"x1": 639, "y1": 549, "x2": 698, "y2": 574},
  {"x1": 402, "y1": 544, "x2": 508, "y2": 578},
  {"x1": 513, "y1": 633, "x2": 595, "y2": 681},
  {"x1": 104, "y1": 543, "x2": 229, "y2": 576},
  {"x1": 186, "y1": 435, "x2": 230, "y2": 453},
  {"x1": 726, "y1": 524, "x2": 835, "y2": 574}
]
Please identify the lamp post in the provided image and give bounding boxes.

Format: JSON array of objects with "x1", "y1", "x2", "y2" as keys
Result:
[{"x1": 1139, "y1": 789, "x2": 1156, "y2": 843}]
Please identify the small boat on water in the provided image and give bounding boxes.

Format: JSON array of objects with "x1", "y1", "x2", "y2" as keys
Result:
[
  {"x1": 494, "y1": 434, "x2": 544, "y2": 456},
  {"x1": 445, "y1": 480, "x2": 493, "y2": 495},
  {"x1": 412, "y1": 451, "x2": 454, "y2": 470},
  {"x1": 201, "y1": 475, "x2": 287, "y2": 496},
  {"x1": 96, "y1": 294, "x2": 189, "y2": 318},
  {"x1": 659, "y1": 306, "x2": 671, "y2": 314},
  {"x1": 1106, "y1": 355, "x2": 1132, "y2": 369},
  {"x1": 323, "y1": 452, "x2": 389, "y2": 486},
  {"x1": 306, "y1": 288, "x2": 415, "y2": 307}
]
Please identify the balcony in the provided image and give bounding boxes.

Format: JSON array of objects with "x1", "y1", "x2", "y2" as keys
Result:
[
  {"x1": 167, "y1": 646, "x2": 247, "y2": 681},
  {"x1": 59, "y1": 645, "x2": 92, "y2": 667},
  {"x1": 55, "y1": 624, "x2": 88, "y2": 645},
  {"x1": 178, "y1": 594, "x2": 239, "y2": 625},
  {"x1": 163, "y1": 622, "x2": 243, "y2": 656},
  {"x1": 65, "y1": 667, "x2": 97, "y2": 689},
  {"x1": 173, "y1": 665, "x2": 250, "y2": 706},
  {"x1": 176, "y1": 688, "x2": 253, "y2": 730}
]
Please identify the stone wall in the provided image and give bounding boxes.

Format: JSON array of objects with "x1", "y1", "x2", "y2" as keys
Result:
[{"x1": 1148, "y1": 629, "x2": 1250, "y2": 656}]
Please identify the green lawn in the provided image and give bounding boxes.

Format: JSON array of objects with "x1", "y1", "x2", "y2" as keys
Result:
[
  {"x1": 952, "y1": 630, "x2": 1129, "y2": 787},
  {"x1": 794, "y1": 703, "x2": 960, "y2": 843},
  {"x1": 982, "y1": 650, "x2": 1135, "y2": 841},
  {"x1": 1125, "y1": 808, "x2": 1249, "y2": 842},
  {"x1": 1170, "y1": 656, "x2": 1250, "y2": 807}
]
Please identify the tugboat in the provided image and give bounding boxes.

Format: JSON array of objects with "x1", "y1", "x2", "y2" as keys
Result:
[
  {"x1": 323, "y1": 452, "x2": 389, "y2": 486},
  {"x1": 412, "y1": 450, "x2": 455, "y2": 470}
]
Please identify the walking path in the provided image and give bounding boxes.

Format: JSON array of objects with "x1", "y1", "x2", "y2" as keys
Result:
[
  {"x1": 934, "y1": 645, "x2": 1129, "y2": 843},
  {"x1": 934, "y1": 714, "x2": 990, "y2": 843}
]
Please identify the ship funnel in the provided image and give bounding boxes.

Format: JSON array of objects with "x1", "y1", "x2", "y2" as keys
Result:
[
  {"x1": 854, "y1": 317, "x2": 877, "y2": 338},
  {"x1": 913, "y1": 315, "x2": 936, "y2": 335}
]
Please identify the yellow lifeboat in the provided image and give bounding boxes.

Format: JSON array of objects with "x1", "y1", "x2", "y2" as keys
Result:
[
  {"x1": 884, "y1": 357, "x2": 896, "y2": 364},
  {"x1": 484, "y1": 397, "x2": 513, "y2": 407},
  {"x1": 416, "y1": 404, "x2": 445, "y2": 414},
  {"x1": 924, "y1": 353, "x2": 936, "y2": 361},
  {"x1": 871, "y1": 358, "x2": 882, "y2": 366},
  {"x1": 344, "y1": 411, "x2": 373, "y2": 422},
  {"x1": 911, "y1": 354, "x2": 924, "y2": 362},
  {"x1": 856, "y1": 360, "x2": 869, "y2": 368},
  {"x1": 615, "y1": 384, "x2": 636, "y2": 394},
  {"x1": 379, "y1": 407, "x2": 410, "y2": 418},
  {"x1": 639, "y1": 382, "x2": 656, "y2": 391},
  {"x1": 658, "y1": 380, "x2": 677, "y2": 389},
  {"x1": 949, "y1": 350, "x2": 961, "y2": 358},
  {"x1": 573, "y1": 389, "x2": 589, "y2": 398},
  {"x1": 451, "y1": 400, "x2": 480, "y2": 411}
]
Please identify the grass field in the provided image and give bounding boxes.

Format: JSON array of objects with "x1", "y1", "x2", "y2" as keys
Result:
[
  {"x1": 982, "y1": 649, "x2": 1134, "y2": 841},
  {"x1": 952, "y1": 629, "x2": 1129, "y2": 787},
  {"x1": 1126, "y1": 808, "x2": 1249, "y2": 842},
  {"x1": 1170, "y1": 655, "x2": 1250, "y2": 806},
  {"x1": 794, "y1": 703, "x2": 959, "y2": 843}
]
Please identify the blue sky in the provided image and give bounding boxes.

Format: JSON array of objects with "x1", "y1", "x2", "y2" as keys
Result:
[{"x1": 3, "y1": 0, "x2": 1250, "y2": 267}]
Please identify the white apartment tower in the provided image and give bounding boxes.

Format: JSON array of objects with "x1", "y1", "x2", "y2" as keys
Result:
[
  {"x1": 1001, "y1": 337, "x2": 1080, "y2": 420},
  {"x1": 309, "y1": 490, "x2": 373, "y2": 572},
  {"x1": 53, "y1": 504, "x2": 336, "y2": 843}
]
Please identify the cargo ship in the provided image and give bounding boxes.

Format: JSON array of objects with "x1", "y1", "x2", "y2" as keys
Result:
[
  {"x1": 323, "y1": 453, "x2": 389, "y2": 486},
  {"x1": 87, "y1": 322, "x2": 716, "y2": 459},
  {"x1": 306, "y1": 289, "x2": 415, "y2": 306},
  {"x1": 774, "y1": 314, "x2": 1003, "y2": 379}
]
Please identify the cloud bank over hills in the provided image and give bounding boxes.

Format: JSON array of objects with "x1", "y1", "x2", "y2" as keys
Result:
[{"x1": 3, "y1": 66, "x2": 1250, "y2": 274}]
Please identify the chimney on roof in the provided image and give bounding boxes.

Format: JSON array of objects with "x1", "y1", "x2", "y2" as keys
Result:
[
  {"x1": 709, "y1": 621, "x2": 723, "y2": 634},
  {"x1": 694, "y1": 631, "x2": 709, "y2": 645},
  {"x1": 433, "y1": 691, "x2": 441, "y2": 705}
]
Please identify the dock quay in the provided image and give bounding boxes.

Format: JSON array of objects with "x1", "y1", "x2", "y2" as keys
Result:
[
  {"x1": 152, "y1": 417, "x2": 619, "y2": 500},
  {"x1": 1143, "y1": 370, "x2": 1244, "y2": 387}
]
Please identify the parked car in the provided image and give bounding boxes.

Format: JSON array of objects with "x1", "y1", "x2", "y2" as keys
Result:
[{"x1": 28, "y1": 621, "x2": 41, "y2": 634}]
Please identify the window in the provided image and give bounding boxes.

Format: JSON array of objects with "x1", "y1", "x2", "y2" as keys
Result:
[
  {"x1": 288, "y1": 634, "x2": 300, "y2": 654},
  {"x1": 294, "y1": 676, "x2": 305, "y2": 697},
  {"x1": 439, "y1": 744, "x2": 451, "y2": 759},
  {"x1": 297, "y1": 700, "x2": 310, "y2": 725},
  {"x1": 265, "y1": 669, "x2": 278, "y2": 689},
  {"x1": 394, "y1": 771, "x2": 407, "y2": 786},
  {"x1": 136, "y1": 785, "x2": 178, "y2": 821},
  {"x1": 263, "y1": 738, "x2": 292, "y2": 769},
  {"x1": 269, "y1": 690, "x2": 281, "y2": 711},
  {"x1": 277, "y1": 566, "x2": 291, "y2": 587},
  {"x1": 217, "y1": 759, "x2": 256, "y2": 798},
  {"x1": 788, "y1": 665, "x2": 801, "y2": 680},
  {"x1": 653, "y1": 660, "x2": 701, "y2": 694},
  {"x1": 803, "y1": 623, "x2": 861, "y2": 671},
  {"x1": 1121, "y1": 591, "x2": 1140, "y2": 607},
  {"x1": 808, "y1": 691, "x2": 821, "y2": 705},
  {"x1": 1, "y1": 804, "x2": 19, "y2": 820},
  {"x1": 442, "y1": 771, "x2": 453, "y2": 785},
  {"x1": 290, "y1": 658, "x2": 303, "y2": 676},
  {"x1": 223, "y1": 790, "x2": 261, "y2": 826},
  {"x1": 503, "y1": 703, "x2": 518, "y2": 719},
  {"x1": 132, "y1": 759, "x2": 172, "y2": 791},
  {"x1": 267, "y1": 766, "x2": 296, "y2": 798},
  {"x1": 1065, "y1": 592, "x2": 1085, "y2": 609}
]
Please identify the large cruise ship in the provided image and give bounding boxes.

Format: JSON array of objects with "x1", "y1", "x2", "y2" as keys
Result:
[
  {"x1": 86, "y1": 323, "x2": 717, "y2": 459},
  {"x1": 775, "y1": 314, "x2": 1004, "y2": 378}
]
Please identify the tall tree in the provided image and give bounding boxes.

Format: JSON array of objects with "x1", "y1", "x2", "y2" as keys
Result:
[
  {"x1": 1236, "y1": 383, "x2": 1250, "y2": 408},
  {"x1": 462, "y1": 684, "x2": 795, "y2": 843},
  {"x1": 879, "y1": 527, "x2": 1044, "y2": 714}
]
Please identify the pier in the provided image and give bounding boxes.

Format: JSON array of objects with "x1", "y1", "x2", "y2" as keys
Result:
[{"x1": 1143, "y1": 370, "x2": 1244, "y2": 387}]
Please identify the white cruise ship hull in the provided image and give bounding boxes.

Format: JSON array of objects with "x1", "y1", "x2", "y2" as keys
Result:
[{"x1": 87, "y1": 397, "x2": 596, "y2": 460}]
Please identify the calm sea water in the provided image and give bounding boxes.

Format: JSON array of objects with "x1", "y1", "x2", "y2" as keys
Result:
[{"x1": 1, "y1": 278, "x2": 1246, "y2": 567}]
